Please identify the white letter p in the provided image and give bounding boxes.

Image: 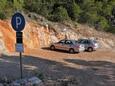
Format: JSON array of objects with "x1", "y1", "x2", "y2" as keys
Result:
[{"x1": 16, "y1": 17, "x2": 22, "y2": 29}]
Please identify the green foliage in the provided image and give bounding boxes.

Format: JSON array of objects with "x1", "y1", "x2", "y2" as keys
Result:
[
  {"x1": 99, "y1": 16, "x2": 109, "y2": 30},
  {"x1": 0, "y1": 12, "x2": 6, "y2": 19},
  {"x1": 71, "y1": 2, "x2": 81, "y2": 21},
  {"x1": 102, "y1": 4, "x2": 112, "y2": 16},
  {"x1": 107, "y1": 26, "x2": 115, "y2": 33},
  {"x1": 0, "y1": 0, "x2": 24, "y2": 19},
  {"x1": 13, "y1": 0, "x2": 24, "y2": 10},
  {"x1": 0, "y1": 0, "x2": 115, "y2": 33},
  {"x1": 39, "y1": 4, "x2": 52, "y2": 18},
  {"x1": 0, "y1": 0, "x2": 8, "y2": 19},
  {"x1": 0, "y1": 0, "x2": 7, "y2": 12},
  {"x1": 24, "y1": 0, "x2": 42, "y2": 13},
  {"x1": 51, "y1": 6, "x2": 70, "y2": 21}
]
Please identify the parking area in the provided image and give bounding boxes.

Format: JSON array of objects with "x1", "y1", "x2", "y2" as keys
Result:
[{"x1": 0, "y1": 48, "x2": 115, "y2": 86}]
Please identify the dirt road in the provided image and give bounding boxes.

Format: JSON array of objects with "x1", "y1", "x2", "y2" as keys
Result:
[
  {"x1": 0, "y1": 48, "x2": 115, "y2": 86},
  {"x1": 26, "y1": 48, "x2": 115, "y2": 63}
]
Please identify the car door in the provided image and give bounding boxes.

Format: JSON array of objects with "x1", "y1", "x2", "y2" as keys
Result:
[
  {"x1": 63, "y1": 40, "x2": 73, "y2": 50},
  {"x1": 85, "y1": 40, "x2": 92, "y2": 49},
  {"x1": 82, "y1": 40, "x2": 89, "y2": 49},
  {"x1": 87, "y1": 40, "x2": 92, "y2": 47},
  {"x1": 55, "y1": 40, "x2": 65, "y2": 50}
]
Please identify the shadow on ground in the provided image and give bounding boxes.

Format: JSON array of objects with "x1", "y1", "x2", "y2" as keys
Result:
[
  {"x1": 0, "y1": 54, "x2": 115, "y2": 86},
  {"x1": 42, "y1": 47, "x2": 78, "y2": 54},
  {"x1": 65, "y1": 59, "x2": 115, "y2": 86}
]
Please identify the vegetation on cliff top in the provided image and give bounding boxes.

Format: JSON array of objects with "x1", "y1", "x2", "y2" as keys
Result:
[{"x1": 0, "y1": 0, "x2": 115, "y2": 33}]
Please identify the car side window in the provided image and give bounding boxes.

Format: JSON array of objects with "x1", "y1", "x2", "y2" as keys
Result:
[
  {"x1": 59, "y1": 40, "x2": 65, "y2": 44},
  {"x1": 83, "y1": 40, "x2": 87, "y2": 44},
  {"x1": 87, "y1": 40, "x2": 91, "y2": 44},
  {"x1": 65, "y1": 40, "x2": 72, "y2": 44},
  {"x1": 78, "y1": 40, "x2": 84, "y2": 44}
]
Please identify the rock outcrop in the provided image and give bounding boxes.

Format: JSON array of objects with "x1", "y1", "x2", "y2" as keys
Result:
[{"x1": 0, "y1": 18, "x2": 115, "y2": 53}]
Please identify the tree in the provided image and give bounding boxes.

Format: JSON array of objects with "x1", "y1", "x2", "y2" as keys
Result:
[
  {"x1": 13, "y1": 0, "x2": 24, "y2": 11},
  {"x1": 0, "y1": 0, "x2": 7, "y2": 19},
  {"x1": 52, "y1": 6, "x2": 70, "y2": 21},
  {"x1": 80, "y1": 0, "x2": 95, "y2": 10},
  {"x1": 0, "y1": 0, "x2": 7, "y2": 12},
  {"x1": 39, "y1": 4, "x2": 50, "y2": 18},
  {"x1": 71, "y1": 2, "x2": 81, "y2": 21},
  {"x1": 99, "y1": 16, "x2": 109, "y2": 30},
  {"x1": 101, "y1": 4, "x2": 112, "y2": 17}
]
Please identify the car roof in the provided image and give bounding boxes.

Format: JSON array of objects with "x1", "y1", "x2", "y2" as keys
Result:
[
  {"x1": 78, "y1": 38, "x2": 96, "y2": 41},
  {"x1": 66, "y1": 39, "x2": 78, "y2": 44},
  {"x1": 60, "y1": 39, "x2": 77, "y2": 41},
  {"x1": 66, "y1": 39, "x2": 77, "y2": 41},
  {"x1": 59, "y1": 39, "x2": 78, "y2": 44}
]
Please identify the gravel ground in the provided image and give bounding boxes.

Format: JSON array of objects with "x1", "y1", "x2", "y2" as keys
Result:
[{"x1": 0, "y1": 48, "x2": 115, "y2": 86}]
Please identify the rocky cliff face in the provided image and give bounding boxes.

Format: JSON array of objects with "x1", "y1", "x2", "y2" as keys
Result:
[
  {"x1": 0, "y1": 20, "x2": 62, "y2": 53},
  {"x1": 0, "y1": 19, "x2": 115, "y2": 53}
]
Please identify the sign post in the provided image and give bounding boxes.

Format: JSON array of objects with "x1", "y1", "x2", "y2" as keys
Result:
[
  {"x1": 20, "y1": 52, "x2": 23, "y2": 79},
  {"x1": 11, "y1": 12, "x2": 25, "y2": 79}
]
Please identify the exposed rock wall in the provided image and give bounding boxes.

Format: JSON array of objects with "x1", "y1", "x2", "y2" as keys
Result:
[{"x1": 0, "y1": 20, "x2": 115, "y2": 53}]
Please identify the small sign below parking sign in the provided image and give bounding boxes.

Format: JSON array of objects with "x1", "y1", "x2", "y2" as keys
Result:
[{"x1": 16, "y1": 44, "x2": 24, "y2": 52}]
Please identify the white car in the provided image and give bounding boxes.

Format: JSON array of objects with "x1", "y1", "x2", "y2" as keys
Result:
[
  {"x1": 78, "y1": 39, "x2": 99, "y2": 52},
  {"x1": 50, "y1": 39, "x2": 85, "y2": 53}
]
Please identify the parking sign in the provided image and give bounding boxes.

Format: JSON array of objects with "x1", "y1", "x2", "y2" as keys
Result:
[
  {"x1": 11, "y1": 12, "x2": 25, "y2": 32},
  {"x1": 11, "y1": 12, "x2": 25, "y2": 79}
]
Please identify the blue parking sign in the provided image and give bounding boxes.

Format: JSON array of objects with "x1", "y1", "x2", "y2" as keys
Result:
[{"x1": 11, "y1": 12, "x2": 25, "y2": 32}]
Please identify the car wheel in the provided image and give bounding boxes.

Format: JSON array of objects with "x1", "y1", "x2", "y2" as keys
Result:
[
  {"x1": 50, "y1": 45, "x2": 55, "y2": 50},
  {"x1": 69, "y1": 48, "x2": 75, "y2": 54},
  {"x1": 88, "y1": 47, "x2": 93, "y2": 52}
]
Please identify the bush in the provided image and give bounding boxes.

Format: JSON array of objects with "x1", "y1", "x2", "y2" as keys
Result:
[
  {"x1": 0, "y1": 12, "x2": 6, "y2": 20},
  {"x1": 99, "y1": 16, "x2": 109, "y2": 30},
  {"x1": 0, "y1": 0, "x2": 115, "y2": 33},
  {"x1": 71, "y1": 2, "x2": 81, "y2": 21},
  {"x1": 51, "y1": 6, "x2": 70, "y2": 22}
]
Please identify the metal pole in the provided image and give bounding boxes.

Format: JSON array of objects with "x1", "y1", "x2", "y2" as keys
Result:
[{"x1": 20, "y1": 52, "x2": 23, "y2": 79}]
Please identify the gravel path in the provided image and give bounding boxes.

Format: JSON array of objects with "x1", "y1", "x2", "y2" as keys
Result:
[{"x1": 0, "y1": 48, "x2": 115, "y2": 86}]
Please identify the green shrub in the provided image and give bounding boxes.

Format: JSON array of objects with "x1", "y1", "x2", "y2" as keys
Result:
[
  {"x1": 0, "y1": 12, "x2": 6, "y2": 20},
  {"x1": 0, "y1": 0, "x2": 115, "y2": 33},
  {"x1": 99, "y1": 16, "x2": 109, "y2": 30},
  {"x1": 52, "y1": 6, "x2": 70, "y2": 22},
  {"x1": 72, "y1": 2, "x2": 82, "y2": 20}
]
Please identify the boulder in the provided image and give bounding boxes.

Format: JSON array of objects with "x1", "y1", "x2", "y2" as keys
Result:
[{"x1": 11, "y1": 77, "x2": 44, "y2": 86}]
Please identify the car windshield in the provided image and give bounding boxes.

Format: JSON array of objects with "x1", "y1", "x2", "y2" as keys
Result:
[
  {"x1": 75, "y1": 41, "x2": 78, "y2": 44},
  {"x1": 92, "y1": 40, "x2": 97, "y2": 43},
  {"x1": 78, "y1": 39, "x2": 84, "y2": 43},
  {"x1": 58, "y1": 40, "x2": 65, "y2": 43}
]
